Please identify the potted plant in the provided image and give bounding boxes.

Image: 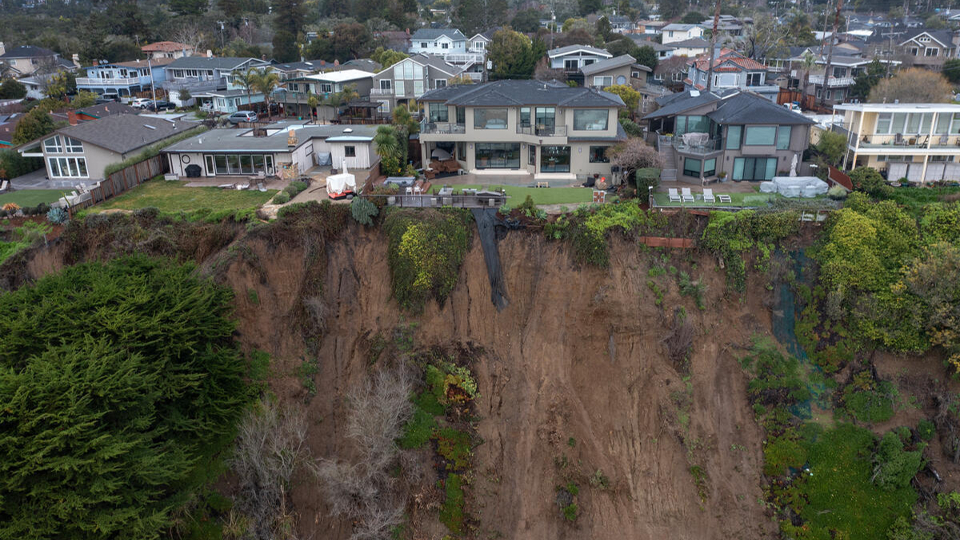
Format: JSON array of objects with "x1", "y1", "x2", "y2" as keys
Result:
[
  {"x1": 898, "y1": 177, "x2": 910, "y2": 187},
  {"x1": 718, "y1": 171, "x2": 728, "y2": 183}
]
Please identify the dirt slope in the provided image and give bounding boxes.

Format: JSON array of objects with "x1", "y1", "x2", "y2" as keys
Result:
[{"x1": 19, "y1": 222, "x2": 778, "y2": 539}]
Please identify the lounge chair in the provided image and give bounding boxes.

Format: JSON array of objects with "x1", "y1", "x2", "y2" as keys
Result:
[
  {"x1": 668, "y1": 188, "x2": 681, "y2": 203},
  {"x1": 717, "y1": 194, "x2": 732, "y2": 203},
  {"x1": 681, "y1": 187, "x2": 694, "y2": 203},
  {"x1": 703, "y1": 188, "x2": 715, "y2": 203},
  {"x1": 0, "y1": 180, "x2": 8, "y2": 192}
]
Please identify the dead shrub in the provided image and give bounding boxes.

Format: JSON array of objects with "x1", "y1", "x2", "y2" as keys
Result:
[
  {"x1": 314, "y1": 365, "x2": 414, "y2": 540},
  {"x1": 663, "y1": 307, "x2": 694, "y2": 372},
  {"x1": 303, "y1": 296, "x2": 327, "y2": 331},
  {"x1": 231, "y1": 398, "x2": 310, "y2": 540}
]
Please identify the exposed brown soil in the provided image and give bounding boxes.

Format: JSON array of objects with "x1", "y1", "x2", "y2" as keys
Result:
[{"x1": 12, "y1": 218, "x2": 954, "y2": 539}]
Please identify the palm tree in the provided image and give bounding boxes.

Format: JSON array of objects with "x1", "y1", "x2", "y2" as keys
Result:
[
  {"x1": 231, "y1": 68, "x2": 258, "y2": 112},
  {"x1": 373, "y1": 125, "x2": 403, "y2": 175},
  {"x1": 800, "y1": 51, "x2": 817, "y2": 110},
  {"x1": 307, "y1": 94, "x2": 320, "y2": 122},
  {"x1": 251, "y1": 68, "x2": 280, "y2": 118}
]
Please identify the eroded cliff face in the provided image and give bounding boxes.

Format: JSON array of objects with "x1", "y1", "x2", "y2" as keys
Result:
[{"x1": 17, "y1": 220, "x2": 778, "y2": 540}]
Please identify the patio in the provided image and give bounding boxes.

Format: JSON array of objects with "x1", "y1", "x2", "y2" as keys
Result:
[{"x1": 652, "y1": 181, "x2": 776, "y2": 208}]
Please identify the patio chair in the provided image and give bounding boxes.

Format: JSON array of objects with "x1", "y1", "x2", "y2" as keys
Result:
[
  {"x1": 703, "y1": 188, "x2": 715, "y2": 203},
  {"x1": 668, "y1": 188, "x2": 681, "y2": 203},
  {"x1": 717, "y1": 194, "x2": 732, "y2": 203},
  {"x1": 681, "y1": 187, "x2": 694, "y2": 203},
  {"x1": 0, "y1": 180, "x2": 8, "y2": 192},
  {"x1": 938, "y1": 134, "x2": 949, "y2": 146},
  {"x1": 894, "y1": 133, "x2": 904, "y2": 146}
]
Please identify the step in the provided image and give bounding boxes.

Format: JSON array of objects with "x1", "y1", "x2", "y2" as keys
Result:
[{"x1": 661, "y1": 169, "x2": 678, "y2": 180}]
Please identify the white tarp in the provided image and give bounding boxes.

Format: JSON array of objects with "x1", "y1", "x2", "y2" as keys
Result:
[
  {"x1": 768, "y1": 176, "x2": 829, "y2": 198},
  {"x1": 326, "y1": 172, "x2": 356, "y2": 194}
]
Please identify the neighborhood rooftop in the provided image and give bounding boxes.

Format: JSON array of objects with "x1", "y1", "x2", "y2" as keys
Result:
[
  {"x1": 162, "y1": 122, "x2": 378, "y2": 153},
  {"x1": 56, "y1": 115, "x2": 198, "y2": 154},
  {"x1": 419, "y1": 79, "x2": 626, "y2": 107},
  {"x1": 580, "y1": 54, "x2": 650, "y2": 76}
]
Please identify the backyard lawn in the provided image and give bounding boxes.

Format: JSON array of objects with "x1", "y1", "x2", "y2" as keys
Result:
[
  {"x1": 96, "y1": 180, "x2": 278, "y2": 213},
  {"x1": 651, "y1": 191, "x2": 776, "y2": 208},
  {"x1": 444, "y1": 184, "x2": 598, "y2": 206},
  {"x1": 0, "y1": 190, "x2": 65, "y2": 207}
]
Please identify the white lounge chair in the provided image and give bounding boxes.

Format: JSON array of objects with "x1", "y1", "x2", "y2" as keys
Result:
[
  {"x1": 681, "y1": 187, "x2": 695, "y2": 203},
  {"x1": 668, "y1": 188, "x2": 681, "y2": 203},
  {"x1": 717, "y1": 194, "x2": 732, "y2": 204},
  {"x1": 0, "y1": 180, "x2": 8, "y2": 192},
  {"x1": 703, "y1": 188, "x2": 715, "y2": 203}
]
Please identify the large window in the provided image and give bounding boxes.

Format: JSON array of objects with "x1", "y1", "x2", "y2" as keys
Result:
[
  {"x1": 428, "y1": 103, "x2": 448, "y2": 122},
  {"x1": 47, "y1": 157, "x2": 88, "y2": 178},
  {"x1": 588, "y1": 146, "x2": 609, "y2": 163},
  {"x1": 746, "y1": 73, "x2": 762, "y2": 86},
  {"x1": 474, "y1": 108, "x2": 508, "y2": 129},
  {"x1": 475, "y1": 143, "x2": 520, "y2": 168},
  {"x1": 519, "y1": 107, "x2": 531, "y2": 127},
  {"x1": 744, "y1": 126, "x2": 777, "y2": 145},
  {"x1": 456, "y1": 107, "x2": 465, "y2": 124},
  {"x1": 676, "y1": 115, "x2": 710, "y2": 136},
  {"x1": 345, "y1": 146, "x2": 356, "y2": 157},
  {"x1": 683, "y1": 157, "x2": 701, "y2": 177},
  {"x1": 207, "y1": 153, "x2": 274, "y2": 175},
  {"x1": 776, "y1": 126, "x2": 792, "y2": 150},
  {"x1": 726, "y1": 126, "x2": 742, "y2": 150},
  {"x1": 64, "y1": 137, "x2": 83, "y2": 153},
  {"x1": 535, "y1": 107, "x2": 556, "y2": 130},
  {"x1": 379, "y1": 79, "x2": 391, "y2": 90},
  {"x1": 732, "y1": 157, "x2": 776, "y2": 181},
  {"x1": 703, "y1": 158, "x2": 716, "y2": 177},
  {"x1": 413, "y1": 81, "x2": 424, "y2": 96},
  {"x1": 395, "y1": 81, "x2": 405, "y2": 95},
  {"x1": 875, "y1": 112, "x2": 936, "y2": 135},
  {"x1": 594, "y1": 76, "x2": 613, "y2": 87},
  {"x1": 573, "y1": 109, "x2": 608, "y2": 131},
  {"x1": 540, "y1": 145, "x2": 570, "y2": 172}
]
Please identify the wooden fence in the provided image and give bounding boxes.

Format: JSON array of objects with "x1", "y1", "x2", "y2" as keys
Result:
[
  {"x1": 65, "y1": 155, "x2": 168, "y2": 214},
  {"x1": 777, "y1": 89, "x2": 833, "y2": 115},
  {"x1": 828, "y1": 165, "x2": 853, "y2": 190}
]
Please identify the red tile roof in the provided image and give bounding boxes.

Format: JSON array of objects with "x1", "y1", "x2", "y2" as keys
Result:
[{"x1": 690, "y1": 49, "x2": 765, "y2": 72}]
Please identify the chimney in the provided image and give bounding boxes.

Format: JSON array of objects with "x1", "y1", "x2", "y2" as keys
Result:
[
  {"x1": 287, "y1": 128, "x2": 298, "y2": 147},
  {"x1": 67, "y1": 111, "x2": 78, "y2": 126},
  {"x1": 334, "y1": 59, "x2": 339, "y2": 66},
  {"x1": 320, "y1": 60, "x2": 326, "y2": 67},
  {"x1": 262, "y1": 54, "x2": 267, "y2": 61},
  {"x1": 207, "y1": 49, "x2": 213, "y2": 58},
  {"x1": 93, "y1": 60, "x2": 99, "y2": 66},
  {"x1": 71, "y1": 53, "x2": 80, "y2": 68}
]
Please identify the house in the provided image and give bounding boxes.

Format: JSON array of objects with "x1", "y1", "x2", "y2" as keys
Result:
[
  {"x1": 786, "y1": 53, "x2": 900, "y2": 106},
  {"x1": 670, "y1": 38, "x2": 711, "y2": 58},
  {"x1": 0, "y1": 45, "x2": 73, "y2": 76},
  {"x1": 161, "y1": 56, "x2": 270, "y2": 104},
  {"x1": 643, "y1": 89, "x2": 814, "y2": 183},
  {"x1": 17, "y1": 76, "x2": 46, "y2": 99},
  {"x1": 141, "y1": 41, "x2": 195, "y2": 60},
  {"x1": 580, "y1": 54, "x2": 650, "y2": 90},
  {"x1": 831, "y1": 102, "x2": 960, "y2": 184},
  {"x1": 269, "y1": 60, "x2": 323, "y2": 81},
  {"x1": 409, "y1": 28, "x2": 468, "y2": 57},
  {"x1": 697, "y1": 15, "x2": 749, "y2": 38},
  {"x1": 608, "y1": 15, "x2": 636, "y2": 34},
  {"x1": 371, "y1": 55, "x2": 464, "y2": 115},
  {"x1": 76, "y1": 58, "x2": 173, "y2": 99},
  {"x1": 279, "y1": 69, "x2": 375, "y2": 118},
  {"x1": 684, "y1": 49, "x2": 779, "y2": 102},
  {"x1": 19, "y1": 114, "x2": 198, "y2": 184},
  {"x1": 636, "y1": 20, "x2": 667, "y2": 36},
  {"x1": 417, "y1": 80, "x2": 626, "y2": 180},
  {"x1": 548, "y1": 45, "x2": 613, "y2": 72},
  {"x1": 162, "y1": 122, "x2": 379, "y2": 178},
  {"x1": 661, "y1": 24, "x2": 705, "y2": 45},
  {"x1": 898, "y1": 29, "x2": 958, "y2": 71},
  {"x1": 629, "y1": 37, "x2": 676, "y2": 59},
  {"x1": 653, "y1": 56, "x2": 689, "y2": 91},
  {"x1": 377, "y1": 30, "x2": 412, "y2": 52}
]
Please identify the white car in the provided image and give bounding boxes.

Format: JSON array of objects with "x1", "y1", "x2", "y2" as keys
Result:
[
  {"x1": 130, "y1": 98, "x2": 151, "y2": 109},
  {"x1": 785, "y1": 102, "x2": 802, "y2": 113}
]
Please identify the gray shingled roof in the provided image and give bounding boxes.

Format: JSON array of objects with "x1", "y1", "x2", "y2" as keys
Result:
[
  {"x1": 163, "y1": 123, "x2": 377, "y2": 153},
  {"x1": 706, "y1": 93, "x2": 816, "y2": 125},
  {"x1": 548, "y1": 45, "x2": 612, "y2": 58},
  {"x1": 411, "y1": 28, "x2": 466, "y2": 41},
  {"x1": 167, "y1": 57, "x2": 267, "y2": 70},
  {"x1": 643, "y1": 90, "x2": 721, "y2": 120},
  {"x1": 406, "y1": 54, "x2": 463, "y2": 76},
  {"x1": 580, "y1": 54, "x2": 640, "y2": 76},
  {"x1": 670, "y1": 37, "x2": 710, "y2": 48},
  {"x1": 0, "y1": 45, "x2": 57, "y2": 59},
  {"x1": 900, "y1": 29, "x2": 955, "y2": 47},
  {"x1": 57, "y1": 115, "x2": 199, "y2": 154},
  {"x1": 628, "y1": 37, "x2": 676, "y2": 51},
  {"x1": 419, "y1": 79, "x2": 625, "y2": 107}
]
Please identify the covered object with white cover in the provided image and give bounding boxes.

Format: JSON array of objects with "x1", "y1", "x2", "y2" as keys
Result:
[
  {"x1": 326, "y1": 160, "x2": 357, "y2": 198},
  {"x1": 759, "y1": 176, "x2": 829, "y2": 198}
]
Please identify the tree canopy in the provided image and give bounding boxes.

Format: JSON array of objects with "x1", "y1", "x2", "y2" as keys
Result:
[
  {"x1": 488, "y1": 28, "x2": 544, "y2": 80},
  {"x1": 868, "y1": 68, "x2": 953, "y2": 104},
  {"x1": 0, "y1": 256, "x2": 250, "y2": 539},
  {"x1": 12, "y1": 108, "x2": 55, "y2": 145}
]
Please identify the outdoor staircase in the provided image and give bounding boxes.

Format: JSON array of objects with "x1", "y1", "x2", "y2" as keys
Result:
[{"x1": 658, "y1": 138, "x2": 678, "y2": 181}]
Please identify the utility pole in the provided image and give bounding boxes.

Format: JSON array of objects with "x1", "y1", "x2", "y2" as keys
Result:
[
  {"x1": 705, "y1": 0, "x2": 721, "y2": 93},
  {"x1": 148, "y1": 56, "x2": 158, "y2": 106},
  {"x1": 820, "y1": 0, "x2": 843, "y2": 107}
]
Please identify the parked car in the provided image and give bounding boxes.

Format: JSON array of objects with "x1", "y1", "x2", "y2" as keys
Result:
[
  {"x1": 147, "y1": 100, "x2": 175, "y2": 112},
  {"x1": 228, "y1": 111, "x2": 258, "y2": 124},
  {"x1": 130, "y1": 98, "x2": 151, "y2": 109}
]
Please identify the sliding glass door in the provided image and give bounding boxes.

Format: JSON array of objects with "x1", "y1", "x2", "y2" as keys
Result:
[
  {"x1": 732, "y1": 157, "x2": 777, "y2": 181},
  {"x1": 540, "y1": 146, "x2": 571, "y2": 173},
  {"x1": 475, "y1": 143, "x2": 520, "y2": 169}
]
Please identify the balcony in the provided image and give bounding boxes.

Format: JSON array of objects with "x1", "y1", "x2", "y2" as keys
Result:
[
  {"x1": 162, "y1": 79, "x2": 224, "y2": 93},
  {"x1": 674, "y1": 136, "x2": 722, "y2": 155},
  {"x1": 76, "y1": 77, "x2": 142, "y2": 86},
  {"x1": 371, "y1": 87, "x2": 393, "y2": 96},
  {"x1": 831, "y1": 124, "x2": 960, "y2": 149},
  {"x1": 516, "y1": 125, "x2": 567, "y2": 137},
  {"x1": 808, "y1": 75, "x2": 855, "y2": 87},
  {"x1": 444, "y1": 52, "x2": 484, "y2": 64},
  {"x1": 421, "y1": 121, "x2": 466, "y2": 134}
]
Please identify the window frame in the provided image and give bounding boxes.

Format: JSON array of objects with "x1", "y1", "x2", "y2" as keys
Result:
[
  {"x1": 682, "y1": 157, "x2": 701, "y2": 177},
  {"x1": 573, "y1": 109, "x2": 609, "y2": 131},
  {"x1": 344, "y1": 146, "x2": 356, "y2": 157},
  {"x1": 588, "y1": 146, "x2": 610, "y2": 163},
  {"x1": 43, "y1": 135, "x2": 62, "y2": 154},
  {"x1": 744, "y1": 126, "x2": 777, "y2": 146},
  {"x1": 473, "y1": 108, "x2": 509, "y2": 129}
]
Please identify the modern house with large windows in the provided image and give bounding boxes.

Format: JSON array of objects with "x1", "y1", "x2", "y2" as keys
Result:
[
  {"x1": 417, "y1": 80, "x2": 626, "y2": 180},
  {"x1": 684, "y1": 49, "x2": 779, "y2": 102},
  {"x1": 832, "y1": 102, "x2": 960, "y2": 183},
  {"x1": 20, "y1": 114, "x2": 197, "y2": 185},
  {"x1": 371, "y1": 55, "x2": 464, "y2": 115},
  {"x1": 644, "y1": 89, "x2": 814, "y2": 183}
]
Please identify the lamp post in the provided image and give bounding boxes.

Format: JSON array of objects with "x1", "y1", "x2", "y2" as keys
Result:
[{"x1": 648, "y1": 185, "x2": 653, "y2": 207}]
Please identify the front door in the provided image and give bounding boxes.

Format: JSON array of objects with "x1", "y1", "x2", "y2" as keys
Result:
[{"x1": 204, "y1": 155, "x2": 216, "y2": 176}]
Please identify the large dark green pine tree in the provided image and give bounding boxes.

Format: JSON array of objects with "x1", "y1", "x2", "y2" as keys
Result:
[{"x1": 0, "y1": 256, "x2": 250, "y2": 539}]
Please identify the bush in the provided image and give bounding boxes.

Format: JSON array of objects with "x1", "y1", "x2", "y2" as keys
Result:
[
  {"x1": 350, "y1": 196, "x2": 379, "y2": 226},
  {"x1": 873, "y1": 431, "x2": 924, "y2": 491},
  {"x1": 45, "y1": 206, "x2": 68, "y2": 225},
  {"x1": 828, "y1": 185, "x2": 849, "y2": 200},
  {"x1": 283, "y1": 185, "x2": 299, "y2": 198},
  {"x1": 918, "y1": 420, "x2": 936, "y2": 441},
  {"x1": 272, "y1": 192, "x2": 290, "y2": 204},
  {"x1": 843, "y1": 372, "x2": 898, "y2": 424},
  {"x1": 440, "y1": 474, "x2": 465, "y2": 534},
  {"x1": 0, "y1": 256, "x2": 250, "y2": 539},
  {"x1": 849, "y1": 167, "x2": 891, "y2": 196}
]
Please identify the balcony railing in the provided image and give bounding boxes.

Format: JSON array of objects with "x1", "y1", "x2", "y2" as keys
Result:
[
  {"x1": 808, "y1": 75, "x2": 855, "y2": 87},
  {"x1": 830, "y1": 124, "x2": 960, "y2": 149},
  {"x1": 421, "y1": 121, "x2": 466, "y2": 134},
  {"x1": 674, "y1": 136, "x2": 722, "y2": 155},
  {"x1": 516, "y1": 125, "x2": 567, "y2": 137},
  {"x1": 371, "y1": 87, "x2": 393, "y2": 96},
  {"x1": 161, "y1": 79, "x2": 224, "y2": 93},
  {"x1": 444, "y1": 52, "x2": 484, "y2": 64},
  {"x1": 76, "y1": 77, "x2": 142, "y2": 86}
]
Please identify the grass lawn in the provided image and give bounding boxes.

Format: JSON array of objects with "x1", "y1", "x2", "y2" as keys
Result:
[
  {"x1": 652, "y1": 191, "x2": 776, "y2": 207},
  {"x1": 0, "y1": 190, "x2": 65, "y2": 207},
  {"x1": 445, "y1": 184, "x2": 598, "y2": 206},
  {"x1": 96, "y1": 180, "x2": 277, "y2": 213}
]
